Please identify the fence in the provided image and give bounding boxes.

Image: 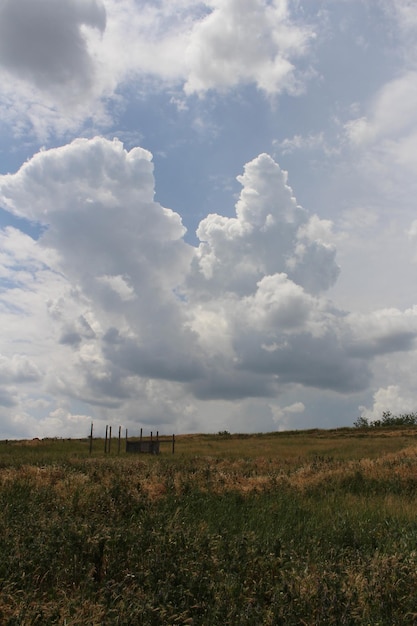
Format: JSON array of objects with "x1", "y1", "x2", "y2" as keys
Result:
[{"x1": 88, "y1": 424, "x2": 175, "y2": 455}]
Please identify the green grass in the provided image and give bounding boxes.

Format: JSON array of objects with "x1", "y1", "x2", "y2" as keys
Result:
[
  {"x1": 2, "y1": 427, "x2": 416, "y2": 465},
  {"x1": 2, "y1": 429, "x2": 417, "y2": 624}
]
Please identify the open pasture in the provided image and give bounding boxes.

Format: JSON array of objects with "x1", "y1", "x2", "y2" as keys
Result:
[{"x1": 1, "y1": 428, "x2": 417, "y2": 624}]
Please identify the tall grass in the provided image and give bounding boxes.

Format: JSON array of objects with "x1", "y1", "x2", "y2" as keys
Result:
[{"x1": 1, "y1": 431, "x2": 417, "y2": 623}]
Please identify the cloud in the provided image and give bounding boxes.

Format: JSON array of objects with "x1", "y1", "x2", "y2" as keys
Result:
[
  {"x1": 381, "y1": 0, "x2": 417, "y2": 62},
  {"x1": 189, "y1": 153, "x2": 339, "y2": 296},
  {"x1": 187, "y1": 366, "x2": 280, "y2": 401},
  {"x1": 185, "y1": 151, "x2": 400, "y2": 397},
  {"x1": 0, "y1": 139, "x2": 195, "y2": 430},
  {"x1": 233, "y1": 325, "x2": 372, "y2": 394},
  {"x1": 1, "y1": 137, "x2": 417, "y2": 433},
  {"x1": 275, "y1": 132, "x2": 328, "y2": 155},
  {"x1": 0, "y1": 354, "x2": 40, "y2": 383},
  {"x1": 345, "y1": 71, "x2": 417, "y2": 148},
  {"x1": 341, "y1": 67, "x2": 417, "y2": 294},
  {"x1": 0, "y1": 0, "x2": 315, "y2": 138},
  {"x1": 2, "y1": 4, "x2": 417, "y2": 438},
  {"x1": 0, "y1": 353, "x2": 41, "y2": 413},
  {"x1": 0, "y1": 0, "x2": 106, "y2": 93},
  {"x1": 343, "y1": 70, "x2": 417, "y2": 211},
  {"x1": 359, "y1": 384, "x2": 417, "y2": 421},
  {"x1": 0, "y1": 137, "x2": 188, "y2": 256},
  {"x1": 0, "y1": 0, "x2": 108, "y2": 137},
  {"x1": 346, "y1": 307, "x2": 417, "y2": 358},
  {"x1": 271, "y1": 400, "x2": 305, "y2": 430},
  {"x1": 0, "y1": 137, "x2": 196, "y2": 388},
  {"x1": 184, "y1": 0, "x2": 313, "y2": 95}
]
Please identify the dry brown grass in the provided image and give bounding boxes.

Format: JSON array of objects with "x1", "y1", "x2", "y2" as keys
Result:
[{"x1": 2, "y1": 437, "x2": 417, "y2": 501}]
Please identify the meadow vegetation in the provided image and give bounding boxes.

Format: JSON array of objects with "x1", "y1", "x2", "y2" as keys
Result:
[{"x1": 1, "y1": 428, "x2": 417, "y2": 624}]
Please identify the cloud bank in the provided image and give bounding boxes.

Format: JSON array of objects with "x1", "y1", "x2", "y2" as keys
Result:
[{"x1": 1, "y1": 136, "x2": 416, "y2": 436}]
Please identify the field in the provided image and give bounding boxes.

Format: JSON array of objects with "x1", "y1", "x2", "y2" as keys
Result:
[{"x1": 1, "y1": 428, "x2": 417, "y2": 624}]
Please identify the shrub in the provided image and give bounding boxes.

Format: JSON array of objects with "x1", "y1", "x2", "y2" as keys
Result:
[{"x1": 354, "y1": 410, "x2": 417, "y2": 428}]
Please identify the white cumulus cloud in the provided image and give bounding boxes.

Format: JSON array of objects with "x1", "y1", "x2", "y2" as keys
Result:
[
  {"x1": 184, "y1": 0, "x2": 312, "y2": 95},
  {"x1": 1, "y1": 137, "x2": 417, "y2": 434},
  {"x1": 190, "y1": 153, "x2": 339, "y2": 296}
]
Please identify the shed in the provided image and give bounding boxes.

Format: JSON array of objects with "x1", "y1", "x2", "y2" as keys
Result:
[{"x1": 126, "y1": 440, "x2": 160, "y2": 455}]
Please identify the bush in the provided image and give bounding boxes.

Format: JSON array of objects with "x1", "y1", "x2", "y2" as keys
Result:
[{"x1": 354, "y1": 411, "x2": 417, "y2": 429}]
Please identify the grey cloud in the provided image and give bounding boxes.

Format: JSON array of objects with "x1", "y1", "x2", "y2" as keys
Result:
[
  {"x1": 78, "y1": 315, "x2": 96, "y2": 339},
  {"x1": 83, "y1": 369, "x2": 132, "y2": 402},
  {"x1": 102, "y1": 327, "x2": 122, "y2": 344},
  {"x1": 48, "y1": 364, "x2": 128, "y2": 408},
  {"x1": 0, "y1": 354, "x2": 41, "y2": 383},
  {"x1": 59, "y1": 331, "x2": 82, "y2": 346},
  {"x1": 0, "y1": 388, "x2": 18, "y2": 407},
  {"x1": 103, "y1": 337, "x2": 205, "y2": 384},
  {"x1": 187, "y1": 368, "x2": 280, "y2": 401},
  {"x1": 0, "y1": 356, "x2": 41, "y2": 414},
  {"x1": 345, "y1": 309, "x2": 417, "y2": 359},
  {"x1": 289, "y1": 240, "x2": 340, "y2": 295},
  {"x1": 59, "y1": 315, "x2": 96, "y2": 346},
  {"x1": 235, "y1": 332, "x2": 371, "y2": 394},
  {"x1": 347, "y1": 330, "x2": 417, "y2": 358},
  {"x1": 0, "y1": 0, "x2": 106, "y2": 93}
]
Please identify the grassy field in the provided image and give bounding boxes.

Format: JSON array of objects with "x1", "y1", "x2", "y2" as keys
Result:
[{"x1": 1, "y1": 428, "x2": 417, "y2": 624}]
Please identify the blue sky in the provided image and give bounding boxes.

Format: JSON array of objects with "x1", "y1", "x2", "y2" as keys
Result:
[{"x1": 1, "y1": 0, "x2": 417, "y2": 438}]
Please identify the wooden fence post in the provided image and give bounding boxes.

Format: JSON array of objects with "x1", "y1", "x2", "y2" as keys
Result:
[
  {"x1": 89, "y1": 422, "x2": 93, "y2": 455},
  {"x1": 104, "y1": 425, "x2": 108, "y2": 454}
]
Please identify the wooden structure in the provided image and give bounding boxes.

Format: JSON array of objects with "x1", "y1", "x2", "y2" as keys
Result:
[
  {"x1": 125, "y1": 430, "x2": 175, "y2": 455},
  {"x1": 126, "y1": 439, "x2": 160, "y2": 455}
]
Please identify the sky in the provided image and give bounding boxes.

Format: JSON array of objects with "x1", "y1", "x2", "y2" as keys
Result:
[{"x1": 1, "y1": 0, "x2": 417, "y2": 439}]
